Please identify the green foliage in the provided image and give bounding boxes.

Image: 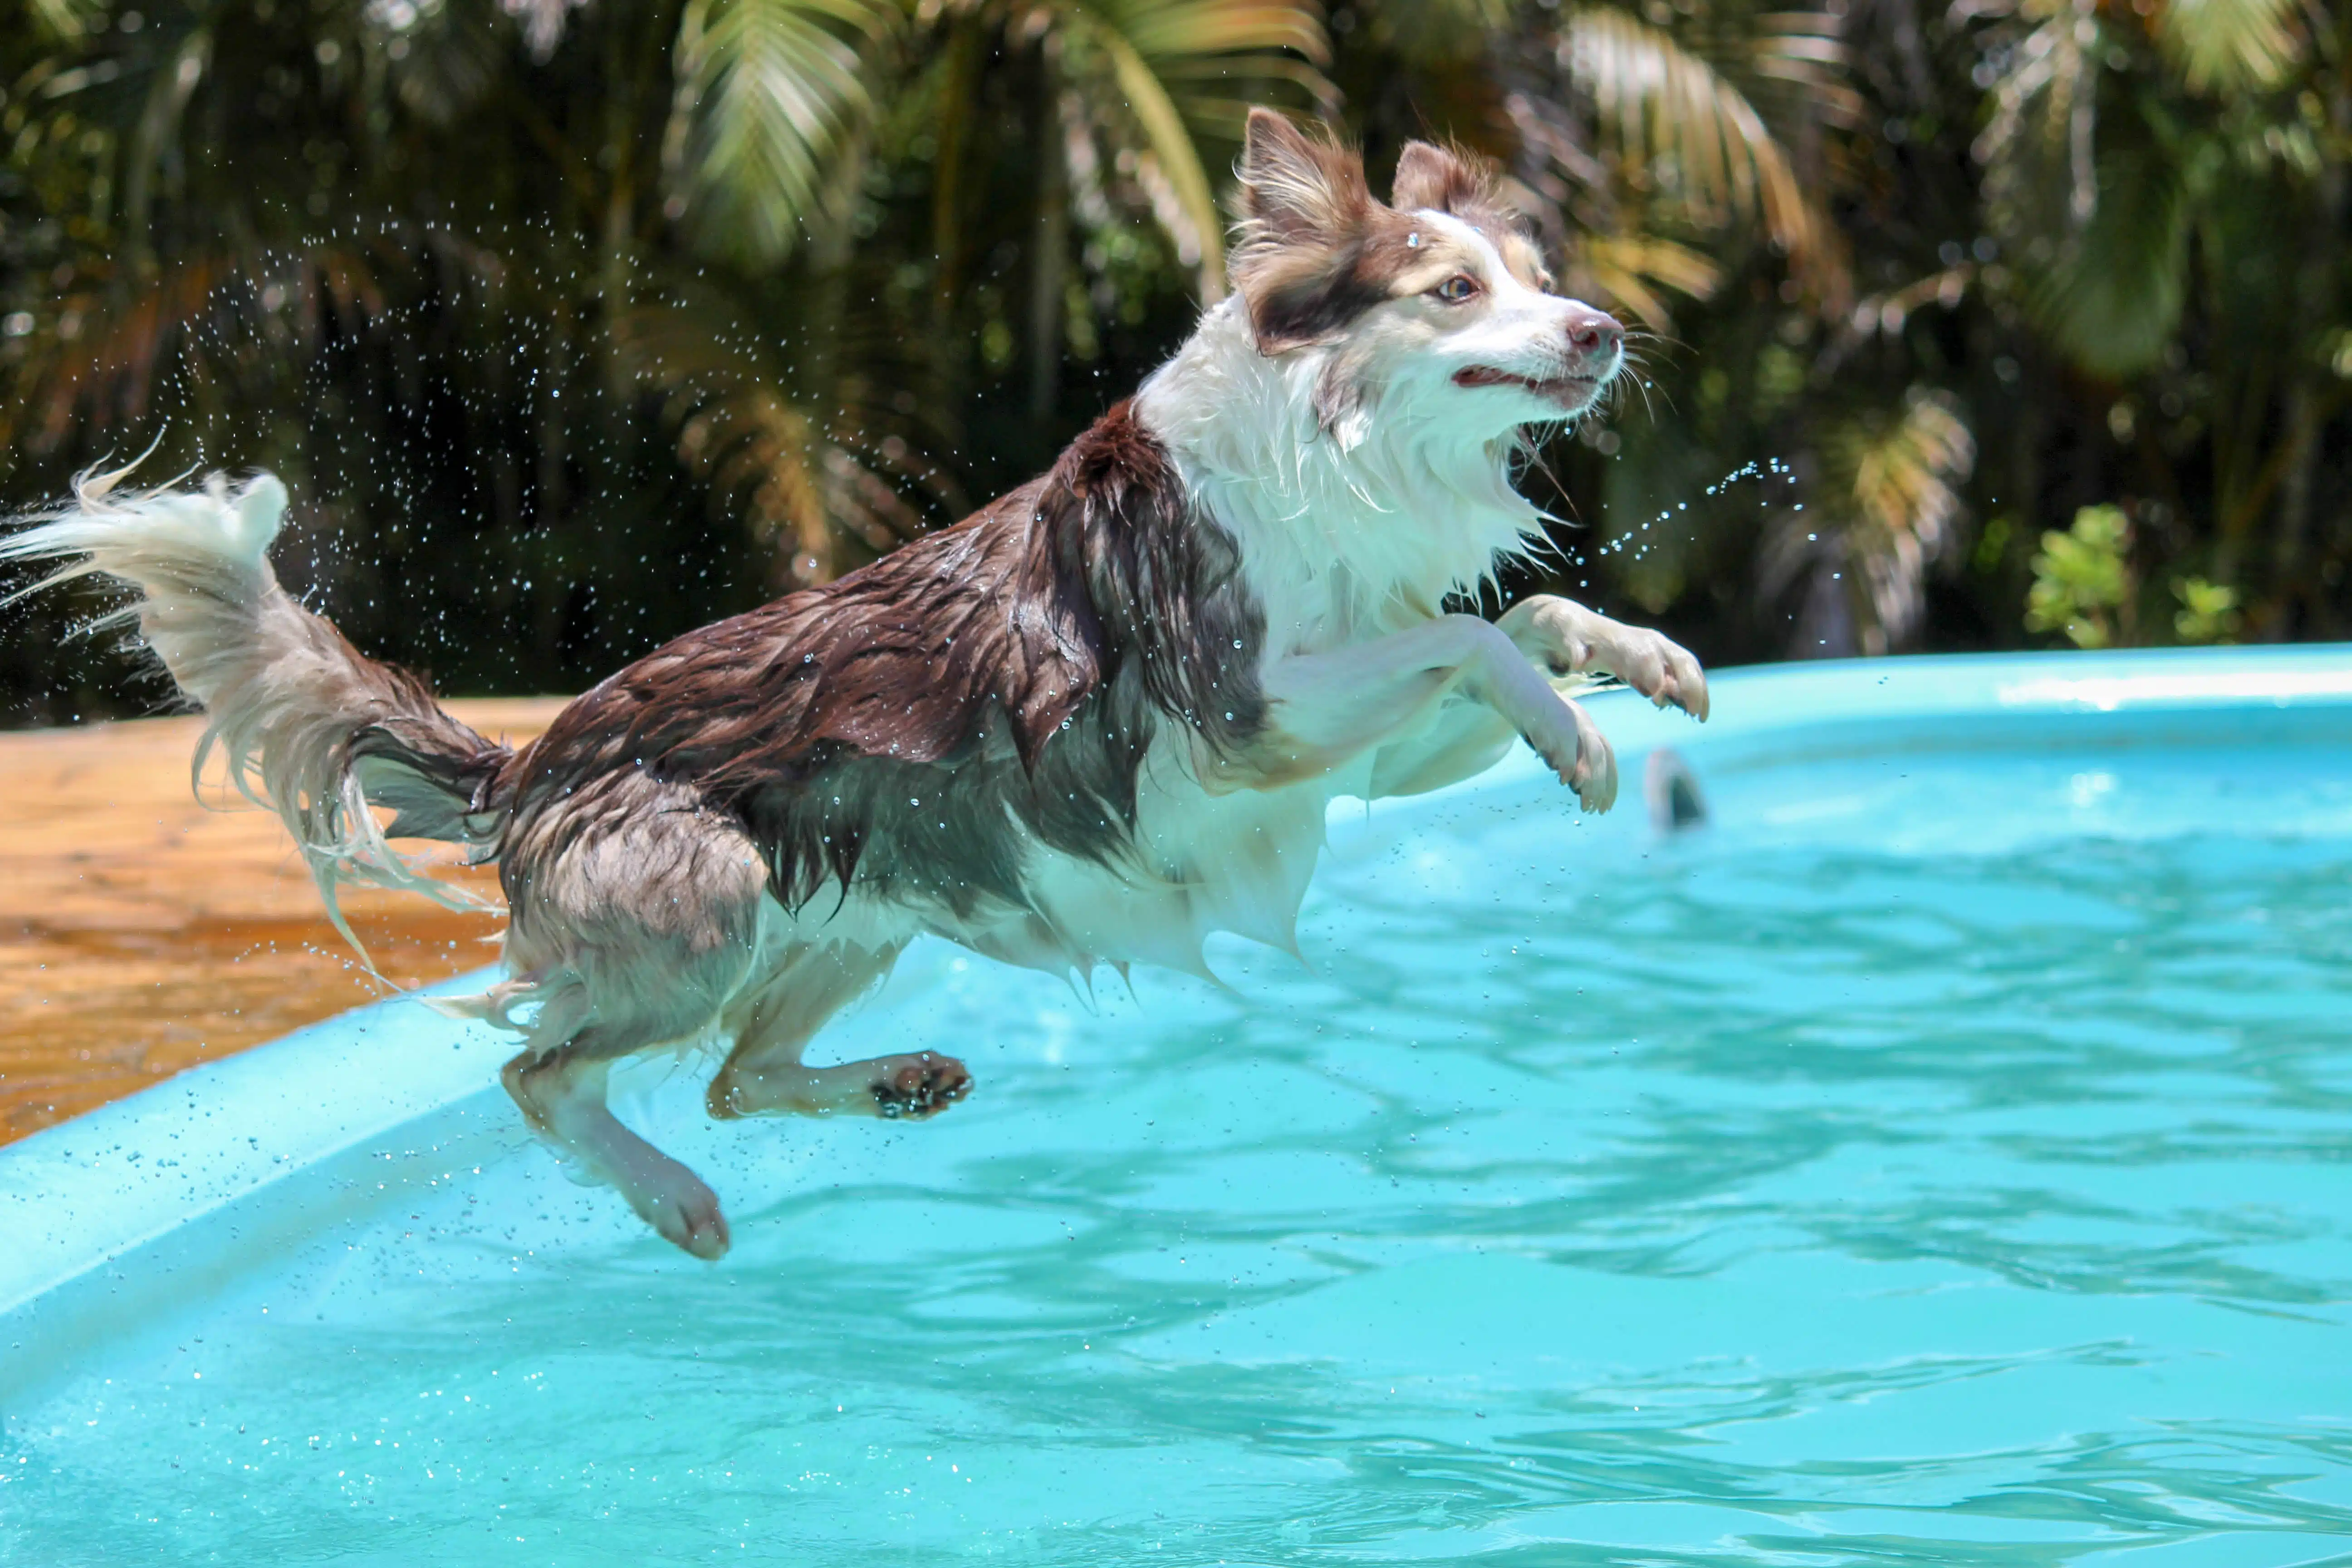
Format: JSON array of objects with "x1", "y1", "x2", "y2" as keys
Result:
[
  {"x1": 2, "y1": 0, "x2": 2350, "y2": 723},
  {"x1": 2026, "y1": 136, "x2": 2190, "y2": 382},
  {"x1": 2158, "y1": 0, "x2": 2303, "y2": 96},
  {"x1": 2172, "y1": 575, "x2": 2242, "y2": 643},
  {"x1": 665, "y1": 0, "x2": 896, "y2": 267},
  {"x1": 2027, "y1": 505, "x2": 2134, "y2": 650}
]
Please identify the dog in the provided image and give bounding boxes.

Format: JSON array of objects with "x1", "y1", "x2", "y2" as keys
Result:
[{"x1": 5, "y1": 110, "x2": 1705, "y2": 1257}]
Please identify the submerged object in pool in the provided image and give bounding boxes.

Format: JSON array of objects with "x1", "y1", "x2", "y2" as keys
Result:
[{"x1": 1645, "y1": 746, "x2": 1708, "y2": 832}]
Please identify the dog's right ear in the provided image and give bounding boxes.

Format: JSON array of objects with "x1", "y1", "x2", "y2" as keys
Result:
[
  {"x1": 1238, "y1": 108, "x2": 1369, "y2": 249},
  {"x1": 1232, "y1": 109, "x2": 1384, "y2": 355}
]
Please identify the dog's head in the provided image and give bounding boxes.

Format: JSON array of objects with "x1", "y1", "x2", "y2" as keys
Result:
[{"x1": 1230, "y1": 109, "x2": 1622, "y2": 441}]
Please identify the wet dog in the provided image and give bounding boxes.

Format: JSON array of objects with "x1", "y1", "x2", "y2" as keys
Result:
[{"x1": 6, "y1": 110, "x2": 1705, "y2": 1256}]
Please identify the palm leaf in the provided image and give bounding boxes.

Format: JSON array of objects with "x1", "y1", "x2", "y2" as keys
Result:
[
  {"x1": 2156, "y1": 0, "x2": 2302, "y2": 94},
  {"x1": 612, "y1": 289, "x2": 931, "y2": 585},
  {"x1": 1765, "y1": 390, "x2": 1975, "y2": 654},
  {"x1": 2026, "y1": 139, "x2": 2188, "y2": 378},
  {"x1": 663, "y1": 0, "x2": 897, "y2": 268},
  {"x1": 1819, "y1": 389, "x2": 1975, "y2": 649},
  {"x1": 1567, "y1": 233, "x2": 1722, "y2": 328},
  {"x1": 1081, "y1": 20, "x2": 1231, "y2": 289},
  {"x1": 24, "y1": 0, "x2": 102, "y2": 39},
  {"x1": 1559, "y1": 7, "x2": 1841, "y2": 295},
  {"x1": 1061, "y1": 0, "x2": 1331, "y2": 296}
]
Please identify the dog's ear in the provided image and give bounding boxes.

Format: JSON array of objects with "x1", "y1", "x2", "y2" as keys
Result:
[
  {"x1": 1232, "y1": 109, "x2": 1386, "y2": 355},
  {"x1": 1238, "y1": 108, "x2": 1370, "y2": 248},
  {"x1": 1391, "y1": 137, "x2": 1553, "y2": 290},
  {"x1": 1389, "y1": 140, "x2": 1487, "y2": 217}
]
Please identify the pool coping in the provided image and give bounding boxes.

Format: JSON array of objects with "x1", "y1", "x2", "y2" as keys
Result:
[{"x1": 5, "y1": 643, "x2": 2352, "y2": 1382}]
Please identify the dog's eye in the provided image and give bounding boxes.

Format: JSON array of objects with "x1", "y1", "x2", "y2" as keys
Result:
[{"x1": 1433, "y1": 275, "x2": 1480, "y2": 304}]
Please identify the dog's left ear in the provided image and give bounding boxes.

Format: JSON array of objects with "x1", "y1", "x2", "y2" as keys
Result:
[
  {"x1": 1391, "y1": 139, "x2": 1553, "y2": 291},
  {"x1": 1390, "y1": 140, "x2": 1487, "y2": 217}
]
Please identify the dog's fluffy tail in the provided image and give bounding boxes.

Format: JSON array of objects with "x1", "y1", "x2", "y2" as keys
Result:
[{"x1": 3, "y1": 465, "x2": 513, "y2": 975}]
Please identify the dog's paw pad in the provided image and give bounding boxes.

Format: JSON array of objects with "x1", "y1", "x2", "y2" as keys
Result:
[{"x1": 873, "y1": 1053, "x2": 972, "y2": 1120}]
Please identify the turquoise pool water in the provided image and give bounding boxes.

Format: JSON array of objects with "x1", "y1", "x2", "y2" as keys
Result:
[{"x1": 4, "y1": 659, "x2": 2351, "y2": 1564}]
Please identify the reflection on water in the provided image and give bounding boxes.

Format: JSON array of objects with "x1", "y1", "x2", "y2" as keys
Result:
[{"x1": 4, "y1": 734, "x2": 2350, "y2": 1564}]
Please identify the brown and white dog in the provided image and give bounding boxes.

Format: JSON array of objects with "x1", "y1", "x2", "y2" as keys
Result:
[{"x1": 5, "y1": 111, "x2": 1705, "y2": 1257}]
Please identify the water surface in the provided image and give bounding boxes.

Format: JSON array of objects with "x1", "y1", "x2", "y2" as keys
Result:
[{"x1": 5, "y1": 722, "x2": 2349, "y2": 1565}]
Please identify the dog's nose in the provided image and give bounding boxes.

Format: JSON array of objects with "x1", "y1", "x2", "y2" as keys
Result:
[{"x1": 1564, "y1": 304, "x2": 1623, "y2": 365}]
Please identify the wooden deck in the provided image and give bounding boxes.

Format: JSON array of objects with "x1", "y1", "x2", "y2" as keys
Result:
[{"x1": 0, "y1": 700, "x2": 568, "y2": 1145}]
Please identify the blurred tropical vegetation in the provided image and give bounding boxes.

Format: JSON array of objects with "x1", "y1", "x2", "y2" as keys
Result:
[{"x1": 0, "y1": 0, "x2": 2342, "y2": 722}]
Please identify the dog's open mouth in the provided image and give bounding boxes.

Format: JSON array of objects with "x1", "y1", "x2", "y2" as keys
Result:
[{"x1": 1453, "y1": 366, "x2": 1602, "y2": 407}]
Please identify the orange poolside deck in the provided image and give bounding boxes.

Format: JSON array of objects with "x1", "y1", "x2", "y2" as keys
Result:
[{"x1": 0, "y1": 700, "x2": 568, "y2": 1145}]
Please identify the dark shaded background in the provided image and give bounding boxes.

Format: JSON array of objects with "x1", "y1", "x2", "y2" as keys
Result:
[{"x1": 4, "y1": 0, "x2": 2344, "y2": 725}]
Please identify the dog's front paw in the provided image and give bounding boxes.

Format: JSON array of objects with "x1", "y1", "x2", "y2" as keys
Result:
[
  {"x1": 1599, "y1": 623, "x2": 1709, "y2": 721},
  {"x1": 1522, "y1": 693, "x2": 1617, "y2": 813},
  {"x1": 873, "y1": 1052, "x2": 972, "y2": 1119},
  {"x1": 1506, "y1": 598, "x2": 1709, "y2": 721}
]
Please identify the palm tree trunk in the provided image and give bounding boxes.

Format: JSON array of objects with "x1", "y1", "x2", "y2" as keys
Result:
[
  {"x1": 2267, "y1": 72, "x2": 2350, "y2": 637},
  {"x1": 1028, "y1": 62, "x2": 1069, "y2": 426},
  {"x1": 930, "y1": 13, "x2": 983, "y2": 358}
]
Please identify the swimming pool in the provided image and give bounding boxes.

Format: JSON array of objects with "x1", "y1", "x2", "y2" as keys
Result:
[{"x1": 4, "y1": 647, "x2": 2349, "y2": 1565}]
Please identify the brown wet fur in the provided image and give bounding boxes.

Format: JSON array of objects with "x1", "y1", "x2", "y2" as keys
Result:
[{"x1": 494, "y1": 400, "x2": 1268, "y2": 928}]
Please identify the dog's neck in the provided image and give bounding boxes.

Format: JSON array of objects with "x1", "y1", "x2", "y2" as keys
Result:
[{"x1": 1133, "y1": 296, "x2": 1547, "y2": 655}]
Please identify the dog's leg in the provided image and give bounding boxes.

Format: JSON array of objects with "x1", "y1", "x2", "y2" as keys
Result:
[
  {"x1": 495, "y1": 773, "x2": 770, "y2": 1256},
  {"x1": 1259, "y1": 613, "x2": 1618, "y2": 810},
  {"x1": 705, "y1": 942, "x2": 970, "y2": 1121},
  {"x1": 503, "y1": 1037, "x2": 732, "y2": 1259},
  {"x1": 1367, "y1": 698, "x2": 1517, "y2": 799},
  {"x1": 1495, "y1": 596, "x2": 1710, "y2": 720}
]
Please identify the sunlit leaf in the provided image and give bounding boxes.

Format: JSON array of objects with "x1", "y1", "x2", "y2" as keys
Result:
[
  {"x1": 663, "y1": 0, "x2": 896, "y2": 267},
  {"x1": 612, "y1": 289, "x2": 929, "y2": 585},
  {"x1": 1060, "y1": 0, "x2": 1331, "y2": 297},
  {"x1": 24, "y1": 0, "x2": 102, "y2": 39},
  {"x1": 1568, "y1": 233, "x2": 1721, "y2": 328},
  {"x1": 2156, "y1": 0, "x2": 2301, "y2": 94},
  {"x1": 1769, "y1": 389, "x2": 1975, "y2": 653},
  {"x1": 1558, "y1": 7, "x2": 1843, "y2": 298}
]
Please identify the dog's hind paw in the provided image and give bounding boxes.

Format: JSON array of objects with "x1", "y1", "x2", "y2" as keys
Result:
[
  {"x1": 873, "y1": 1052, "x2": 972, "y2": 1120},
  {"x1": 625, "y1": 1164, "x2": 731, "y2": 1259}
]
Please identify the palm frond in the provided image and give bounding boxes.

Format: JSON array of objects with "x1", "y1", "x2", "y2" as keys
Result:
[
  {"x1": 1060, "y1": 0, "x2": 1332, "y2": 298},
  {"x1": 1079, "y1": 20, "x2": 1232, "y2": 291},
  {"x1": 1567, "y1": 233, "x2": 1722, "y2": 329},
  {"x1": 2156, "y1": 0, "x2": 2302, "y2": 94},
  {"x1": 24, "y1": 0, "x2": 103, "y2": 39},
  {"x1": 1777, "y1": 389, "x2": 1975, "y2": 653},
  {"x1": 663, "y1": 0, "x2": 897, "y2": 268},
  {"x1": 612, "y1": 289, "x2": 930, "y2": 586},
  {"x1": 10, "y1": 248, "x2": 397, "y2": 452},
  {"x1": 1968, "y1": 0, "x2": 2101, "y2": 223},
  {"x1": 1559, "y1": 7, "x2": 1842, "y2": 298},
  {"x1": 2026, "y1": 139, "x2": 2187, "y2": 378}
]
